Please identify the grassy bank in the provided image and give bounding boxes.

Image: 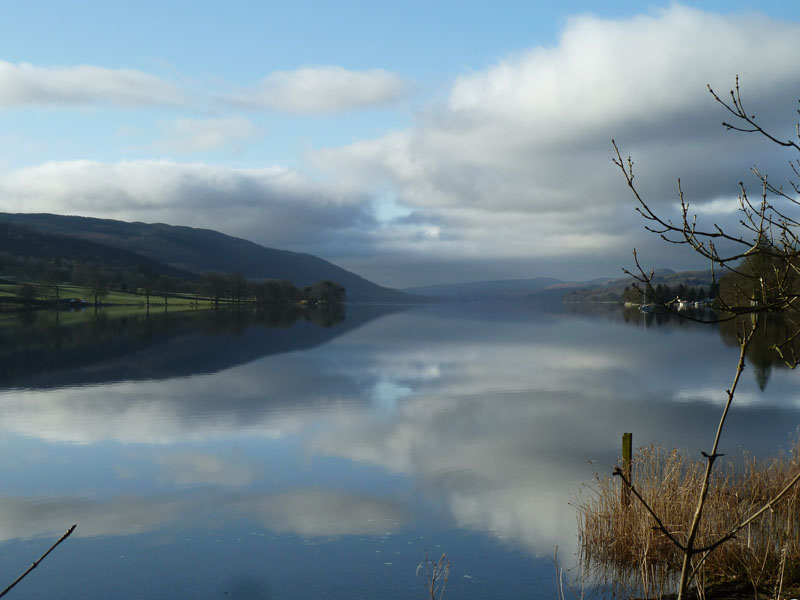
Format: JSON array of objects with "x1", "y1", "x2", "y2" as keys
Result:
[
  {"x1": 0, "y1": 281, "x2": 217, "y2": 308},
  {"x1": 577, "y1": 443, "x2": 800, "y2": 599}
]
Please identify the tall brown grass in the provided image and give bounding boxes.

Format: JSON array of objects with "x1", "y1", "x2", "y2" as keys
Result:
[{"x1": 577, "y1": 441, "x2": 800, "y2": 599}]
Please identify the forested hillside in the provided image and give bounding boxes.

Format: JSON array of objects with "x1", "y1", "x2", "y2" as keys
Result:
[{"x1": 0, "y1": 213, "x2": 413, "y2": 302}]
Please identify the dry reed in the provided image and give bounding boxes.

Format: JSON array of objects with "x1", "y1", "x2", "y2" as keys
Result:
[{"x1": 577, "y1": 441, "x2": 800, "y2": 599}]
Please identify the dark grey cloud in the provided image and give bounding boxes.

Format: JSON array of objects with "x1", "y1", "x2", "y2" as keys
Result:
[
  {"x1": 308, "y1": 6, "x2": 800, "y2": 284},
  {"x1": 0, "y1": 160, "x2": 377, "y2": 253}
]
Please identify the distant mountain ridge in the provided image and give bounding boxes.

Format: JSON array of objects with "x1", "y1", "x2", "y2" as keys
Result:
[
  {"x1": 400, "y1": 268, "x2": 711, "y2": 304},
  {"x1": 0, "y1": 213, "x2": 413, "y2": 302},
  {"x1": 403, "y1": 277, "x2": 563, "y2": 300},
  {"x1": 562, "y1": 268, "x2": 714, "y2": 303}
]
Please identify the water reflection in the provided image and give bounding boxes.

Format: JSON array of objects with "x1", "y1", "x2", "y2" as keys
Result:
[
  {"x1": 1, "y1": 304, "x2": 799, "y2": 599},
  {"x1": 0, "y1": 489, "x2": 408, "y2": 542},
  {"x1": 0, "y1": 304, "x2": 384, "y2": 389},
  {"x1": 718, "y1": 314, "x2": 800, "y2": 390},
  {"x1": 598, "y1": 305, "x2": 800, "y2": 389}
]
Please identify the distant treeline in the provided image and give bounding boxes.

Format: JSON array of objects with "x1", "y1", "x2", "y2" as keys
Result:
[
  {"x1": 0, "y1": 251, "x2": 187, "y2": 295},
  {"x1": 195, "y1": 273, "x2": 345, "y2": 307},
  {"x1": 622, "y1": 283, "x2": 715, "y2": 304},
  {"x1": 560, "y1": 269, "x2": 715, "y2": 304},
  {"x1": 0, "y1": 251, "x2": 345, "y2": 308}
]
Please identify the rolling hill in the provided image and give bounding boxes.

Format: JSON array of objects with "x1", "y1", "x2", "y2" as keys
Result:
[
  {"x1": 0, "y1": 220, "x2": 196, "y2": 280},
  {"x1": 0, "y1": 213, "x2": 413, "y2": 302},
  {"x1": 400, "y1": 269, "x2": 715, "y2": 305}
]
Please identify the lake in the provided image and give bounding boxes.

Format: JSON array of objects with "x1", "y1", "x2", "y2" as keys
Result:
[{"x1": 1, "y1": 304, "x2": 799, "y2": 599}]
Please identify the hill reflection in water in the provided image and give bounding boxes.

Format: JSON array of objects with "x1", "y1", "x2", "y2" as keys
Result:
[{"x1": 0, "y1": 304, "x2": 401, "y2": 389}]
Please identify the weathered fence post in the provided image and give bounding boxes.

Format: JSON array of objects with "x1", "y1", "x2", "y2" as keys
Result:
[{"x1": 621, "y1": 432, "x2": 632, "y2": 506}]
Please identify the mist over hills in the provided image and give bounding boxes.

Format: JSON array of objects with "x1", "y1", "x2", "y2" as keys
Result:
[{"x1": 0, "y1": 213, "x2": 412, "y2": 302}]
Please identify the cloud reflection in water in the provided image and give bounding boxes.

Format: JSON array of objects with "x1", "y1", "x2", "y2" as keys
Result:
[{"x1": 1, "y1": 306, "x2": 800, "y2": 560}]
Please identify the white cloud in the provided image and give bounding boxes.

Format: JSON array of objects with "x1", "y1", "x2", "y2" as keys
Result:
[
  {"x1": 0, "y1": 374, "x2": 324, "y2": 445},
  {"x1": 155, "y1": 116, "x2": 260, "y2": 152},
  {"x1": 0, "y1": 60, "x2": 409, "y2": 116},
  {"x1": 243, "y1": 490, "x2": 408, "y2": 536},
  {"x1": 155, "y1": 451, "x2": 258, "y2": 487},
  {"x1": 447, "y1": 6, "x2": 800, "y2": 136},
  {"x1": 0, "y1": 489, "x2": 408, "y2": 542},
  {"x1": 0, "y1": 495, "x2": 189, "y2": 541},
  {"x1": 691, "y1": 196, "x2": 744, "y2": 216},
  {"x1": 674, "y1": 387, "x2": 762, "y2": 406},
  {"x1": 231, "y1": 66, "x2": 410, "y2": 113},
  {"x1": 0, "y1": 60, "x2": 185, "y2": 108}
]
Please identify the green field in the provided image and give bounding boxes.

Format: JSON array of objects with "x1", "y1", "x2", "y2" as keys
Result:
[{"x1": 0, "y1": 280, "x2": 216, "y2": 308}]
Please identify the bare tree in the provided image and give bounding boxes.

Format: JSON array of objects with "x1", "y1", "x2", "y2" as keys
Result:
[
  {"x1": 155, "y1": 274, "x2": 172, "y2": 306},
  {"x1": 303, "y1": 280, "x2": 346, "y2": 307},
  {"x1": 137, "y1": 265, "x2": 157, "y2": 306},
  {"x1": 82, "y1": 266, "x2": 109, "y2": 307},
  {"x1": 611, "y1": 77, "x2": 800, "y2": 600},
  {"x1": 228, "y1": 272, "x2": 249, "y2": 304},
  {"x1": 41, "y1": 267, "x2": 66, "y2": 303},
  {"x1": 15, "y1": 283, "x2": 37, "y2": 309},
  {"x1": 199, "y1": 272, "x2": 228, "y2": 308}
]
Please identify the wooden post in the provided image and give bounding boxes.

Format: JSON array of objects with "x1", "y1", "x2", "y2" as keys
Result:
[{"x1": 621, "y1": 432, "x2": 632, "y2": 507}]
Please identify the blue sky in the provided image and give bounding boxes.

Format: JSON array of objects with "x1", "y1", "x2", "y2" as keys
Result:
[{"x1": 1, "y1": 1, "x2": 799, "y2": 287}]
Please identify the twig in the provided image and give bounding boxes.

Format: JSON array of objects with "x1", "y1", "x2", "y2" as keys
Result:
[
  {"x1": 0, "y1": 524, "x2": 77, "y2": 599},
  {"x1": 613, "y1": 467, "x2": 686, "y2": 551}
]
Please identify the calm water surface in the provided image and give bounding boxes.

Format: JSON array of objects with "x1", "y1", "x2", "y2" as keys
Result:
[{"x1": 1, "y1": 304, "x2": 799, "y2": 599}]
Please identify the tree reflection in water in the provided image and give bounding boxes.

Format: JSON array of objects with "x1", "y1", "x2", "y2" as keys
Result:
[{"x1": 0, "y1": 303, "x2": 353, "y2": 389}]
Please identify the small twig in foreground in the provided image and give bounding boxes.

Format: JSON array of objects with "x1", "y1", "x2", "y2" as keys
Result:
[
  {"x1": 0, "y1": 524, "x2": 77, "y2": 599},
  {"x1": 417, "y1": 551, "x2": 449, "y2": 600}
]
